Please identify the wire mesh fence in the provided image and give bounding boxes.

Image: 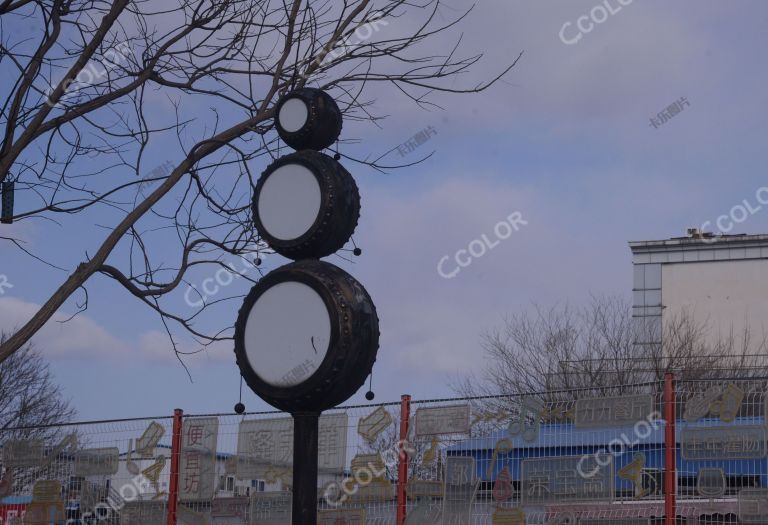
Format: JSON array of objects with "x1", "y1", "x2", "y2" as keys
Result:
[
  {"x1": 1, "y1": 374, "x2": 768, "y2": 524},
  {"x1": 407, "y1": 382, "x2": 668, "y2": 525},
  {"x1": 674, "y1": 378, "x2": 768, "y2": 525},
  {"x1": 0, "y1": 415, "x2": 176, "y2": 525}
]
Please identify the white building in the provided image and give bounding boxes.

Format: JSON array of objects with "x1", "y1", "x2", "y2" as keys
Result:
[
  {"x1": 108, "y1": 445, "x2": 276, "y2": 502},
  {"x1": 629, "y1": 230, "x2": 768, "y2": 353}
]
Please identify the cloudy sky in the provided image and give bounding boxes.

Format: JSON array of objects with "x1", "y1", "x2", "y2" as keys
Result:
[{"x1": 2, "y1": 0, "x2": 768, "y2": 420}]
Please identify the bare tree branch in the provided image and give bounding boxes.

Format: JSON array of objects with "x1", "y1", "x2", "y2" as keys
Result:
[{"x1": 0, "y1": 0, "x2": 520, "y2": 364}]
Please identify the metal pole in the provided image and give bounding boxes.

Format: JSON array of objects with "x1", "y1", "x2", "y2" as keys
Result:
[
  {"x1": 167, "y1": 408, "x2": 183, "y2": 525},
  {"x1": 396, "y1": 395, "x2": 411, "y2": 525},
  {"x1": 664, "y1": 373, "x2": 677, "y2": 525},
  {"x1": 292, "y1": 412, "x2": 320, "y2": 525}
]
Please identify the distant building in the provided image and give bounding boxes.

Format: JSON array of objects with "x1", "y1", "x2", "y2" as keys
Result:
[
  {"x1": 110, "y1": 445, "x2": 275, "y2": 501},
  {"x1": 629, "y1": 230, "x2": 768, "y2": 352}
]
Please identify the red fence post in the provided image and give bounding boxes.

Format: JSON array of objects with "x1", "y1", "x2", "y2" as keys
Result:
[
  {"x1": 664, "y1": 373, "x2": 677, "y2": 525},
  {"x1": 167, "y1": 408, "x2": 184, "y2": 525},
  {"x1": 396, "y1": 395, "x2": 411, "y2": 525}
]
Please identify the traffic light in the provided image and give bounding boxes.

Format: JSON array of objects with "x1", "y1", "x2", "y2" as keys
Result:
[
  {"x1": 233, "y1": 88, "x2": 380, "y2": 524},
  {"x1": 234, "y1": 87, "x2": 380, "y2": 413}
]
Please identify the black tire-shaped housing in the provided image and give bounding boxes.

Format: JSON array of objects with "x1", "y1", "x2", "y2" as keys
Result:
[
  {"x1": 275, "y1": 88, "x2": 343, "y2": 151},
  {"x1": 234, "y1": 260, "x2": 380, "y2": 412},
  {"x1": 252, "y1": 151, "x2": 360, "y2": 260}
]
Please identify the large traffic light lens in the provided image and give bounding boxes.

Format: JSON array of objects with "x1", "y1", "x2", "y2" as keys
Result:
[
  {"x1": 242, "y1": 280, "x2": 331, "y2": 387},
  {"x1": 256, "y1": 163, "x2": 322, "y2": 241}
]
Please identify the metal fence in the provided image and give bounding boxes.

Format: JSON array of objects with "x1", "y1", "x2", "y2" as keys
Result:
[{"x1": 1, "y1": 373, "x2": 768, "y2": 524}]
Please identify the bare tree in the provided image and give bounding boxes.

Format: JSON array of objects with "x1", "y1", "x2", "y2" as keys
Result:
[
  {"x1": 0, "y1": 333, "x2": 77, "y2": 495},
  {"x1": 0, "y1": 0, "x2": 520, "y2": 364},
  {"x1": 0, "y1": 333, "x2": 75, "y2": 436},
  {"x1": 454, "y1": 296, "x2": 768, "y2": 434}
]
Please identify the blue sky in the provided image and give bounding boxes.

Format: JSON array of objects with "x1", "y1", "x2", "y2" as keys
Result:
[{"x1": 2, "y1": 0, "x2": 768, "y2": 420}]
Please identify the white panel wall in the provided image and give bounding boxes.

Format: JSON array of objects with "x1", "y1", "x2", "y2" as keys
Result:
[{"x1": 662, "y1": 259, "x2": 768, "y2": 348}]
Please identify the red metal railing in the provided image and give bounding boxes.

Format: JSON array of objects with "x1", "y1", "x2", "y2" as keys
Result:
[
  {"x1": 166, "y1": 408, "x2": 183, "y2": 525},
  {"x1": 396, "y1": 394, "x2": 411, "y2": 525},
  {"x1": 664, "y1": 373, "x2": 677, "y2": 525}
]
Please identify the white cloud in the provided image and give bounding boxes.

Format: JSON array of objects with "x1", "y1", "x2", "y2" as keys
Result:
[
  {"x1": 0, "y1": 297, "x2": 229, "y2": 366},
  {"x1": 0, "y1": 296, "x2": 130, "y2": 359}
]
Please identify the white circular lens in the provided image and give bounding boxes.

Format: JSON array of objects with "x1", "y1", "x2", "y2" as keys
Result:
[
  {"x1": 257, "y1": 163, "x2": 321, "y2": 241},
  {"x1": 278, "y1": 97, "x2": 309, "y2": 133},
  {"x1": 244, "y1": 281, "x2": 331, "y2": 387}
]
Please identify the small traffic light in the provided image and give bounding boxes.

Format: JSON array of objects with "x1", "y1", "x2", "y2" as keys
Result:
[
  {"x1": 274, "y1": 88, "x2": 343, "y2": 151},
  {"x1": 1, "y1": 181, "x2": 14, "y2": 224}
]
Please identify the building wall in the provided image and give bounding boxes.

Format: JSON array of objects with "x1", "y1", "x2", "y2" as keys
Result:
[
  {"x1": 662, "y1": 259, "x2": 768, "y2": 348},
  {"x1": 630, "y1": 234, "x2": 768, "y2": 355}
]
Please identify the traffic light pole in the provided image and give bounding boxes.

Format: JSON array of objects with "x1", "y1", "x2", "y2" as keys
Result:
[
  {"x1": 292, "y1": 412, "x2": 320, "y2": 525},
  {"x1": 236, "y1": 88, "x2": 379, "y2": 525}
]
